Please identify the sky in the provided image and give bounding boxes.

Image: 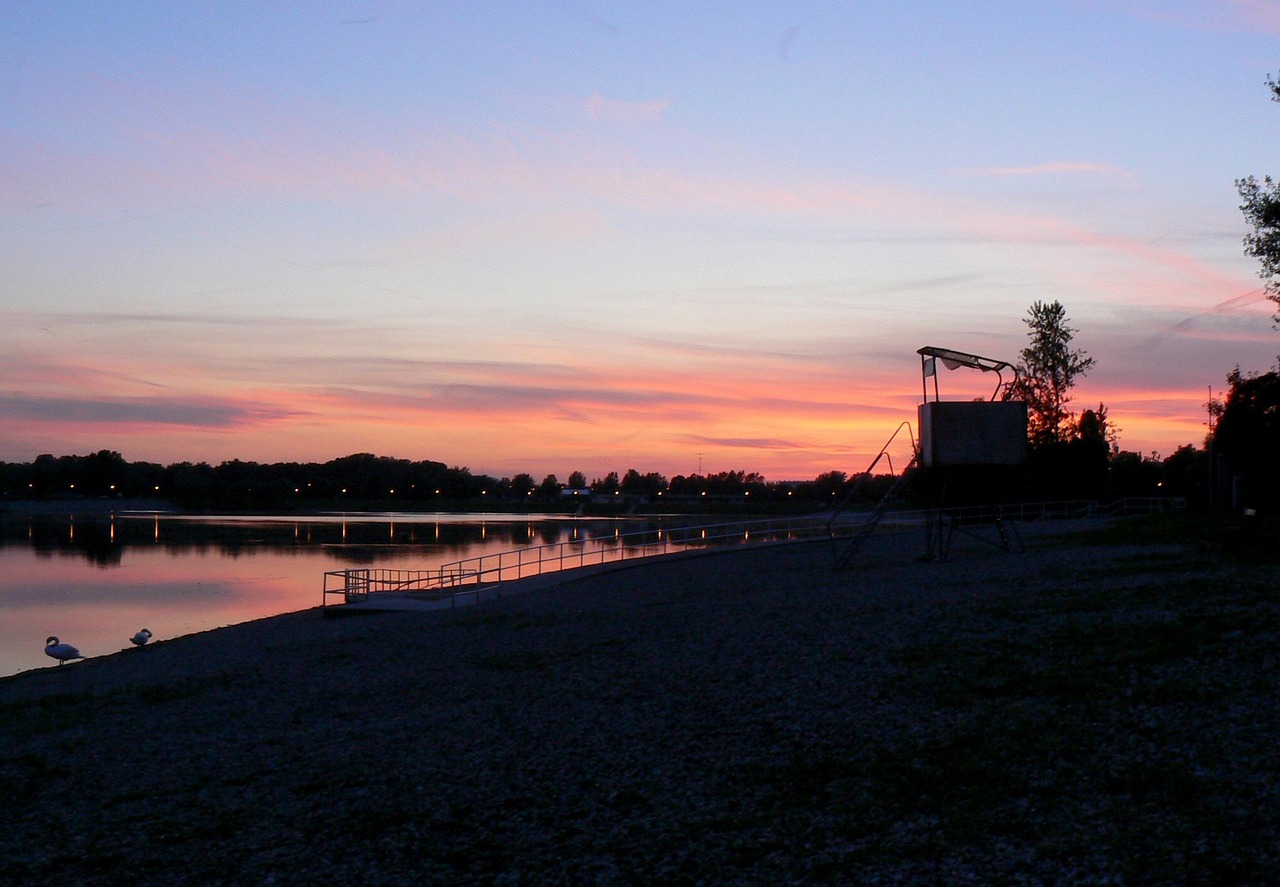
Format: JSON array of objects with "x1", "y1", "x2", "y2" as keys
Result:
[{"x1": 2, "y1": 1, "x2": 1279, "y2": 482}]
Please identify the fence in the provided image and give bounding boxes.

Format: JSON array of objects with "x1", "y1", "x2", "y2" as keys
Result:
[
  {"x1": 322, "y1": 513, "x2": 834, "y2": 606},
  {"x1": 321, "y1": 497, "x2": 1183, "y2": 607}
]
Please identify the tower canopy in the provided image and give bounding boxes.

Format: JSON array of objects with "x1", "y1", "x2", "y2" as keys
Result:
[{"x1": 917, "y1": 346, "x2": 1018, "y2": 403}]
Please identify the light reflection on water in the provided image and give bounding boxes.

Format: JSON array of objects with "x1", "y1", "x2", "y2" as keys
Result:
[{"x1": 0, "y1": 511, "x2": 673, "y2": 678}]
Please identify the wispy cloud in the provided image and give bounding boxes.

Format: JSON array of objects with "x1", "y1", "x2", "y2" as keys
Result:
[
  {"x1": 584, "y1": 92, "x2": 671, "y2": 125},
  {"x1": 1106, "y1": 0, "x2": 1280, "y2": 33},
  {"x1": 686, "y1": 435, "x2": 805, "y2": 451},
  {"x1": 0, "y1": 394, "x2": 302, "y2": 428},
  {"x1": 1137, "y1": 288, "x2": 1274, "y2": 347},
  {"x1": 1018, "y1": 216, "x2": 1249, "y2": 296},
  {"x1": 953, "y1": 161, "x2": 1130, "y2": 178},
  {"x1": 1228, "y1": 0, "x2": 1280, "y2": 31}
]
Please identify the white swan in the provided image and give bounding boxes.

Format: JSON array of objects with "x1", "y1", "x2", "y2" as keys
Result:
[
  {"x1": 44, "y1": 636, "x2": 83, "y2": 665},
  {"x1": 130, "y1": 628, "x2": 153, "y2": 647}
]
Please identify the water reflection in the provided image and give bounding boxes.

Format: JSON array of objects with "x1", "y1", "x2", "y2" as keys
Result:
[
  {"x1": 0, "y1": 512, "x2": 673, "y2": 568},
  {"x1": 0, "y1": 512, "x2": 706, "y2": 678}
]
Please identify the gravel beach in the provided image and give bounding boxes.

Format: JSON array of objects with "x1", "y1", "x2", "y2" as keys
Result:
[{"x1": 2, "y1": 520, "x2": 1277, "y2": 884}]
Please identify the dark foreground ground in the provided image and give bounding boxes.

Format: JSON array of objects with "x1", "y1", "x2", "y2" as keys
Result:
[{"x1": 2, "y1": 517, "x2": 1277, "y2": 884}]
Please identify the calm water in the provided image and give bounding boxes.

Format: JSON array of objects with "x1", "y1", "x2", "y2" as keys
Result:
[{"x1": 0, "y1": 510, "x2": 669, "y2": 678}]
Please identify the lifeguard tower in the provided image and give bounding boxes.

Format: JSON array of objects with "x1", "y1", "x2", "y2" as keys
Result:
[
  {"x1": 915, "y1": 346, "x2": 1028, "y2": 558},
  {"x1": 829, "y1": 345, "x2": 1028, "y2": 568}
]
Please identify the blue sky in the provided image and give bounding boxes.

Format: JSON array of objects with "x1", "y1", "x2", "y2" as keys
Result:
[{"x1": 2, "y1": 1, "x2": 1278, "y2": 480}]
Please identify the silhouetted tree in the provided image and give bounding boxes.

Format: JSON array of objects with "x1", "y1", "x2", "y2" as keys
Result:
[
  {"x1": 538, "y1": 474, "x2": 561, "y2": 498},
  {"x1": 32, "y1": 454, "x2": 59, "y2": 497},
  {"x1": 1058, "y1": 405, "x2": 1113, "y2": 500},
  {"x1": 510, "y1": 473, "x2": 536, "y2": 498},
  {"x1": 590, "y1": 472, "x2": 620, "y2": 494},
  {"x1": 567, "y1": 471, "x2": 587, "y2": 490},
  {"x1": 621, "y1": 469, "x2": 666, "y2": 497},
  {"x1": 1161, "y1": 443, "x2": 1211, "y2": 508},
  {"x1": 1109, "y1": 450, "x2": 1161, "y2": 497},
  {"x1": 1236, "y1": 72, "x2": 1280, "y2": 323},
  {"x1": 1075, "y1": 403, "x2": 1115, "y2": 452},
  {"x1": 813, "y1": 470, "x2": 848, "y2": 501},
  {"x1": 1212, "y1": 366, "x2": 1280, "y2": 510},
  {"x1": 1010, "y1": 300, "x2": 1095, "y2": 447},
  {"x1": 667, "y1": 474, "x2": 698, "y2": 495},
  {"x1": 161, "y1": 461, "x2": 216, "y2": 506}
]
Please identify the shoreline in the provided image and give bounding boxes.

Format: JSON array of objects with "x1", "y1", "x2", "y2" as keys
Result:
[
  {"x1": 3, "y1": 521, "x2": 1276, "y2": 883},
  {"x1": 0, "y1": 518, "x2": 1081, "y2": 682},
  {"x1": 3, "y1": 509, "x2": 825, "y2": 679}
]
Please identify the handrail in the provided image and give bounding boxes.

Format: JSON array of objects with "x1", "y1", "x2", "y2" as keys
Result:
[
  {"x1": 321, "y1": 497, "x2": 1184, "y2": 607},
  {"x1": 322, "y1": 514, "x2": 837, "y2": 605},
  {"x1": 826, "y1": 420, "x2": 917, "y2": 534}
]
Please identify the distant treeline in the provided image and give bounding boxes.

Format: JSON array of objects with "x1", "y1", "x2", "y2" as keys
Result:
[
  {"x1": 0, "y1": 444, "x2": 1209, "y2": 514},
  {"x1": 0, "y1": 451, "x2": 884, "y2": 512}
]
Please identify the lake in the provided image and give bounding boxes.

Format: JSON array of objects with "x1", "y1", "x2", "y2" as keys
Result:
[{"x1": 0, "y1": 509, "x2": 688, "y2": 678}]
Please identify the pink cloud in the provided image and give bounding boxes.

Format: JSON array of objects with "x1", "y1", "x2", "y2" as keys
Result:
[
  {"x1": 1109, "y1": 0, "x2": 1280, "y2": 33},
  {"x1": 21, "y1": 91, "x2": 905, "y2": 220},
  {"x1": 584, "y1": 92, "x2": 671, "y2": 125},
  {"x1": 0, "y1": 359, "x2": 1220, "y2": 480},
  {"x1": 1228, "y1": 0, "x2": 1280, "y2": 31},
  {"x1": 6, "y1": 92, "x2": 1265, "y2": 477}
]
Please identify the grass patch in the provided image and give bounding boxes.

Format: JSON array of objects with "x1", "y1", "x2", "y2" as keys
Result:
[
  {"x1": 767, "y1": 552, "x2": 1280, "y2": 878},
  {"x1": 1063, "y1": 550, "x2": 1203, "y2": 584},
  {"x1": 1069, "y1": 511, "x2": 1280, "y2": 563},
  {"x1": 894, "y1": 569, "x2": 1279, "y2": 711}
]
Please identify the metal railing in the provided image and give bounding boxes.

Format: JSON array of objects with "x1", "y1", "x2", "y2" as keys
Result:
[
  {"x1": 321, "y1": 497, "x2": 1185, "y2": 607},
  {"x1": 923, "y1": 497, "x2": 1185, "y2": 524},
  {"x1": 322, "y1": 514, "x2": 836, "y2": 606}
]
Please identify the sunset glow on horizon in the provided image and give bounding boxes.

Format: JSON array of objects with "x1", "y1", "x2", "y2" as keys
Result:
[{"x1": 3, "y1": 3, "x2": 1279, "y2": 481}]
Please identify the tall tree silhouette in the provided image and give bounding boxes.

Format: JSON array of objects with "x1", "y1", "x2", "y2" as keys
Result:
[
  {"x1": 1010, "y1": 300, "x2": 1095, "y2": 447},
  {"x1": 1236, "y1": 72, "x2": 1280, "y2": 323}
]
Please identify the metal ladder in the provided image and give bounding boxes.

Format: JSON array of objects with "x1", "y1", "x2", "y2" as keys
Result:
[{"x1": 828, "y1": 421, "x2": 918, "y2": 572}]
